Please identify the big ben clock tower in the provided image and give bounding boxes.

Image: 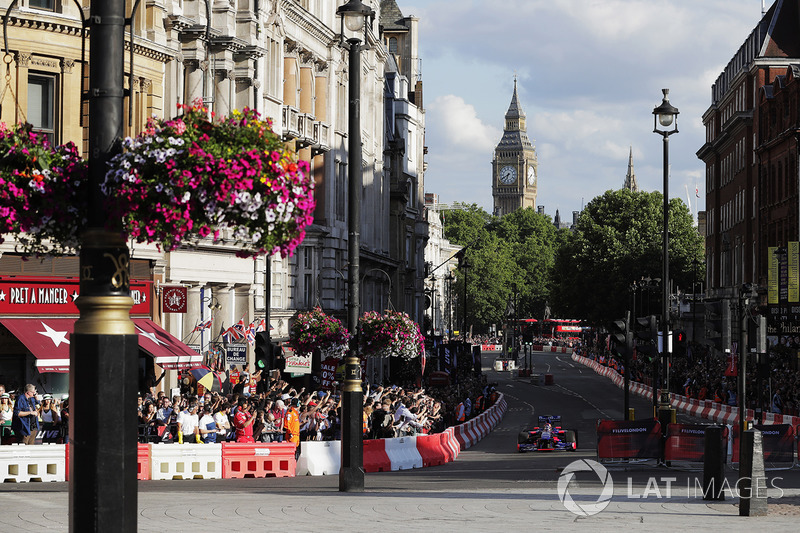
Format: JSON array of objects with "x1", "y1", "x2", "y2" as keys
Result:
[{"x1": 492, "y1": 78, "x2": 538, "y2": 216}]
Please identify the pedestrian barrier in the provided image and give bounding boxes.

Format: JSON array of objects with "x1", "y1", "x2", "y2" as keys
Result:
[
  {"x1": 138, "y1": 443, "x2": 151, "y2": 481},
  {"x1": 149, "y1": 443, "x2": 222, "y2": 480},
  {"x1": 362, "y1": 438, "x2": 390, "y2": 472},
  {"x1": 415, "y1": 433, "x2": 446, "y2": 467},
  {"x1": 385, "y1": 436, "x2": 422, "y2": 470},
  {"x1": 0, "y1": 443, "x2": 66, "y2": 482},
  {"x1": 296, "y1": 440, "x2": 341, "y2": 476},
  {"x1": 664, "y1": 424, "x2": 728, "y2": 462},
  {"x1": 597, "y1": 419, "x2": 662, "y2": 460},
  {"x1": 493, "y1": 359, "x2": 516, "y2": 371},
  {"x1": 731, "y1": 424, "x2": 795, "y2": 464},
  {"x1": 222, "y1": 442, "x2": 296, "y2": 478}
]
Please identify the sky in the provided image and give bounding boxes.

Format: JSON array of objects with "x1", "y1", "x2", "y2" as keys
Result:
[{"x1": 400, "y1": 0, "x2": 771, "y2": 222}]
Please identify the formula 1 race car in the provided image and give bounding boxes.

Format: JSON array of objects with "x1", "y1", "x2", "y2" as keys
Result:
[{"x1": 517, "y1": 415, "x2": 578, "y2": 452}]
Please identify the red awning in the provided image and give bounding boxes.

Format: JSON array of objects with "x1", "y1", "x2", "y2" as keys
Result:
[
  {"x1": 0, "y1": 318, "x2": 74, "y2": 373},
  {"x1": 133, "y1": 318, "x2": 203, "y2": 370},
  {"x1": 0, "y1": 317, "x2": 202, "y2": 372}
]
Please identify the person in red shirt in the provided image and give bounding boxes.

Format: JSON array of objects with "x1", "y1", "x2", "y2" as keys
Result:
[
  {"x1": 233, "y1": 398, "x2": 256, "y2": 443},
  {"x1": 284, "y1": 398, "x2": 300, "y2": 445}
]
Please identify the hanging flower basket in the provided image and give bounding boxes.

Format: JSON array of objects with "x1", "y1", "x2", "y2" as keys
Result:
[
  {"x1": 0, "y1": 100, "x2": 314, "y2": 258},
  {"x1": 0, "y1": 122, "x2": 88, "y2": 255},
  {"x1": 103, "y1": 100, "x2": 315, "y2": 258},
  {"x1": 288, "y1": 306, "x2": 351, "y2": 359},
  {"x1": 359, "y1": 310, "x2": 424, "y2": 359}
]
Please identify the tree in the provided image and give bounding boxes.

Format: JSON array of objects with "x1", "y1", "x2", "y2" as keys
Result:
[
  {"x1": 550, "y1": 188, "x2": 704, "y2": 325},
  {"x1": 441, "y1": 205, "x2": 561, "y2": 333}
]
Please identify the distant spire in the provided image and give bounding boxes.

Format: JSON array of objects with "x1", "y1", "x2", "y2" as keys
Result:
[
  {"x1": 624, "y1": 146, "x2": 639, "y2": 192},
  {"x1": 506, "y1": 76, "x2": 525, "y2": 119}
]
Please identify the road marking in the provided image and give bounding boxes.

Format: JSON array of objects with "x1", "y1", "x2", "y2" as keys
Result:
[{"x1": 554, "y1": 383, "x2": 612, "y2": 419}]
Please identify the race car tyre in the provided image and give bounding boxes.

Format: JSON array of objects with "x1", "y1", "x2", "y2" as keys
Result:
[
  {"x1": 563, "y1": 430, "x2": 577, "y2": 450},
  {"x1": 518, "y1": 431, "x2": 531, "y2": 445}
]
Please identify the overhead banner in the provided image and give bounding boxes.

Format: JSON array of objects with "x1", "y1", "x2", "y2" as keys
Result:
[
  {"x1": 665, "y1": 424, "x2": 728, "y2": 462},
  {"x1": 596, "y1": 418, "x2": 662, "y2": 459}
]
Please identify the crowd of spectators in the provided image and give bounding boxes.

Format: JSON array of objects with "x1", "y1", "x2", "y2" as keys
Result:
[
  {"x1": 0, "y1": 368, "x2": 498, "y2": 446},
  {"x1": 579, "y1": 337, "x2": 800, "y2": 418}
]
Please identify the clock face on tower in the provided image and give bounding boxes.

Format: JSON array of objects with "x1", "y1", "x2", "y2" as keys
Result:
[
  {"x1": 500, "y1": 165, "x2": 517, "y2": 184},
  {"x1": 527, "y1": 166, "x2": 536, "y2": 186}
]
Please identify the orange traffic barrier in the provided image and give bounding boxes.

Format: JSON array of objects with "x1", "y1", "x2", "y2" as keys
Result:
[
  {"x1": 221, "y1": 442, "x2": 296, "y2": 478},
  {"x1": 363, "y1": 438, "x2": 390, "y2": 472},
  {"x1": 416, "y1": 433, "x2": 446, "y2": 467},
  {"x1": 138, "y1": 443, "x2": 151, "y2": 480}
]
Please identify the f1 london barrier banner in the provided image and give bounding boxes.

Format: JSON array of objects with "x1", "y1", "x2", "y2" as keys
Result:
[
  {"x1": 664, "y1": 424, "x2": 728, "y2": 462},
  {"x1": 597, "y1": 418, "x2": 662, "y2": 459},
  {"x1": 731, "y1": 424, "x2": 795, "y2": 463}
]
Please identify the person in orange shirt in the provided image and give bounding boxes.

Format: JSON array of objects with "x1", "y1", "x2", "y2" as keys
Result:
[{"x1": 284, "y1": 398, "x2": 301, "y2": 445}]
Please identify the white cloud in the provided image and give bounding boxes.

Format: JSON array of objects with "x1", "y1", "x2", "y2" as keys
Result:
[{"x1": 427, "y1": 95, "x2": 501, "y2": 153}]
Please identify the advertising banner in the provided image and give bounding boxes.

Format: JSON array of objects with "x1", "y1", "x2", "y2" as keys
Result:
[
  {"x1": 731, "y1": 424, "x2": 794, "y2": 463},
  {"x1": 285, "y1": 349, "x2": 312, "y2": 375},
  {"x1": 596, "y1": 418, "x2": 662, "y2": 459},
  {"x1": 664, "y1": 424, "x2": 728, "y2": 462}
]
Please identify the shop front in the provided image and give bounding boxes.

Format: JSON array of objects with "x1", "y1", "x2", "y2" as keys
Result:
[{"x1": 0, "y1": 276, "x2": 202, "y2": 396}]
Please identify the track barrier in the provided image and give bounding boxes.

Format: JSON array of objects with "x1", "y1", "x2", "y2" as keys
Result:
[
  {"x1": 149, "y1": 443, "x2": 222, "y2": 480},
  {"x1": 296, "y1": 440, "x2": 341, "y2": 476},
  {"x1": 597, "y1": 418, "x2": 662, "y2": 459},
  {"x1": 0, "y1": 443, "x2": 65, "y2": 482},
  {"x1": 221, "y1": 442, "x2": 296, "y2": 478},
  {"x1": 385, "y1": 436, "x2": 422, "y2": 470},
  {"x1": 9, "y1": 393, "x2": 507, "y2": 480},
  {"x1": 731, "y1": 424, "x2": 794, "y2": 464},
  {"x1": 665, "y1": 424, "x2": 728, "y2": 462}
]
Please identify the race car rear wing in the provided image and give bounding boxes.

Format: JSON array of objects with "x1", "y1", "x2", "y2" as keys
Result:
[{"x1": 538, "y1": 415, "x2": 562, "y2": 426}]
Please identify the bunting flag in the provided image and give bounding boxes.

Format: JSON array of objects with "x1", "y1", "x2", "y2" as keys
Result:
[
  {"x1": 695, "y1": 184, "x2": 700, "y2": 198},
  {"x1": 192, "y1": 319, "x2": 212, "y2": 332}
]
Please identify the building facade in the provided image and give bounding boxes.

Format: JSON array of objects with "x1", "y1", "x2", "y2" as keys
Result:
[
  {"x1": 0, "y1": 0, "x2": 427, "y2": 395},
  {"x1": 697, "y1": 0, "x2": 800, "y2": 353},
  {"x1": 492, "y1": 79, "x2": 538, "y2": 217}
]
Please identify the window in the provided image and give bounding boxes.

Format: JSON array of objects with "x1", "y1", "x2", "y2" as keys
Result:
[
  {"x1": 29, "y1": 0, "x2": 55, "y2": 11},
  {"x1": 389, "y1": 37, "x2": 398, "y2": 54},
  {"x1": 28, "y1": 73, "x2": 56, "y2": 145}
]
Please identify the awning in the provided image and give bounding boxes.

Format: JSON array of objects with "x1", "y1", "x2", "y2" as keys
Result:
[
  {"x1": 0, "y1": 317, "x2": 202, "y2": 372},
  {"x1": 133, "y1": 318, "x2": 203, "y2": 370},
  {"x1": 0, "y1": 318, "x2": 74, "y2": 373}
]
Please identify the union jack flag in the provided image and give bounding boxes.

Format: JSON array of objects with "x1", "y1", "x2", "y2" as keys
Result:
[
  {"x1": 233, "y1": 317, "x2": 246, "y2": 336},
  {"x1": 256, "y1": 318, "x2": 266, "y2": 332},
  {"x1": 192, "y1": 319, "x2": 212, "y2": 332},
  {"x1": 245, "y1": 321, "x2": 257, "y2": 346}
]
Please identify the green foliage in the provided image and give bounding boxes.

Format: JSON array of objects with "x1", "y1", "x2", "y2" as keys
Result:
[
  {"x1": 441, "y1": 190, "x2": 705, "y2": 333},
  {"x1": 550, "y1": 189, "x2": 704, "y2": 324}
]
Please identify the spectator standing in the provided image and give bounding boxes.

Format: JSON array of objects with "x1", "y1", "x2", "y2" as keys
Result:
[
  {"x1": 0, "y1": 393, "x2": 12, "y2": 423},
  {"x1": 12, "y1": 384, "x2": 39, "y2": 445},
  {"x1": 40, "y1": 395, "x2": 61, "y2": 443},
  {"x1": 284, "y1": 398, "x2": 301, "y2": 445},
  {"x1": 772, "y1": 388, "x2": 783, "y2": 414},
  {"x1": 214, "y1": 402, "x2": 232, "y2": 441},
  {"x1": 177, "y1": 403, "x2": 200, "y2": 444},
  {"x1": 233, "y1": 398, "x2": 256, "y2": 443},
  {"x1": 198, "y1": 405, "x2": 218, "y2": 443}
]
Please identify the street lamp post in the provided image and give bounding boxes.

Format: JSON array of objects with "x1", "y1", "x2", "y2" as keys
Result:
[
  {"x1": 653, "y1": 88, "x2": 679, "y2": 414},
  {"x1": 337, "y1": 0, "x2": 374, "y2": 493},
  {"x1": 446, "y1": 271, "x2": 454, "y2": 339},
  {"x1": 70, "y1": 0, "x2": 138, "y2": 530},
  {"x1": 462, "y1": 257, "x2": 470, "y2": 340}
]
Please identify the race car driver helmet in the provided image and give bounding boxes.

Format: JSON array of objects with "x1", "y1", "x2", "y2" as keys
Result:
[{"x1": 544, "y1": 423, "x2": 552, "y2": 431}]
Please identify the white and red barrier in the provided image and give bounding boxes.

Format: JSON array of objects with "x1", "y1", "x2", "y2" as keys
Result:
[
  {"x1": 481, "y1": 344, "x2": 503, "y2": 352},
  {"x1": 532, "y1": 345, "x2": 574, "y2": 354},
  {"x1": 572, "y1": 353, "x2": 800, "y2": 428},
  {"x1": 17, "y1": 394, "x2": 506, "y2": 481}
]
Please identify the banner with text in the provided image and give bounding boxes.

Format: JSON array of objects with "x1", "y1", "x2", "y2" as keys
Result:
[{"x1": 596, "y1": 418, "x2": 662, "y2": 459}]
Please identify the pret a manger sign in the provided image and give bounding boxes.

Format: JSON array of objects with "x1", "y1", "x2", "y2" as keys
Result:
[{"x1": 0, "y1": 276, "x2": 152, "y2": 315}]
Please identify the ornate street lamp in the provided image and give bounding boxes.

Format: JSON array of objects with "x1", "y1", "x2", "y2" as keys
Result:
[
  {"x1": 653, "y1": 89, "x2": 678, "y2": 413},
  {"x1": 446, "y1": 271, "x2": 455, "y2": 339},
  {"x1": 337, "y1": 0, "x2": 374, "y2": 493}
]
